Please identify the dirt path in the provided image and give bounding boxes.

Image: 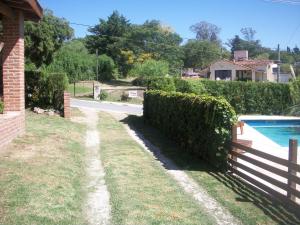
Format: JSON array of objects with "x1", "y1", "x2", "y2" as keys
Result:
[
  {"x1": 111, "y1": 112, "x2": 241, "y2": 225},
  {"x1": 81, "y1": 108, "x2": 110, "y2": 225}
]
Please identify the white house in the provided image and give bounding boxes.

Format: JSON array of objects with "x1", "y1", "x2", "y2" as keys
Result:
[{"x1": 209, "y1": 50, "x2": 278, "y2": 82}]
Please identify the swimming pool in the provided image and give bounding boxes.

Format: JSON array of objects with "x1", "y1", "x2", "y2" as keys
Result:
[{"x1": 243, "y1": 120, "x2": 300, "y2": 147}]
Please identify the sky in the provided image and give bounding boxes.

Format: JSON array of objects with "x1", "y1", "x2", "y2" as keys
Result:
[{"x1": 39, "y1": 0, "x2": 300, "y2": 50}]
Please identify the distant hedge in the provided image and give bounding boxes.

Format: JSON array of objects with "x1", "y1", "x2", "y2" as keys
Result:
[
  {"x1": 144, "y1": 90, "x2": 237, "y2": 168},
  {"x1": 198, "y1": 80, "x2": 293, "y2": 115},
  {"x1": 135, "y1": 76, "x2": 299, "y2": 115},
  {"x1": 0, "y1": 100, "x2": 3, "y2": 114},
  {"x1": 25, "y1": 70, "x2": 68, "y2": 111}
]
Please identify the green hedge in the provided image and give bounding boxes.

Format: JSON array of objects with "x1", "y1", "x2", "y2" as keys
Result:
[
  {"x1": 25, "y1": 70, "x2": 68, "y2": 111},
  {"x1": 198, "y1": 80, "x2": 293, "y2": 115},
  {"x1": 135, "y1": 76, "x2": 300, "y2": 115},
  {"x1": 174, "y1": 78, "x2": 206, "y2": 95},
  {"x1": 0, "y1": 101, "x2": 3, "y2": 114},
  {"x1": 144, "y1": 90, "x2": 237, "y2": 168}
]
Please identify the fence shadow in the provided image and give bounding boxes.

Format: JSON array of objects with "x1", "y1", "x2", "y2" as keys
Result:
[{"x1": 121, "y1": 114, "x2": 300, "y2": 225}]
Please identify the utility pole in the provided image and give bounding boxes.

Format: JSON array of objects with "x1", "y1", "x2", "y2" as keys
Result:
[
  {"x1": 220, "y1": 47, "x2": 223, "y2": 59},
  {"x1": 277, "y1": 44, "x2": 281, "y2": 83},
  {"x1": 96, "y1": 49, "x2": 99, "y2": 82}
]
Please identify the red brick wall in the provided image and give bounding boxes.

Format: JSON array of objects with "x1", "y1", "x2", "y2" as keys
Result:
[
  {"x1": 0, "y1": 112, "x2": 25, "y2": 149},
  {"x1": 0, "y1": 11, "x2": 26, "y2": 148},
  {"x1": 2, "y1": 11, "x2": 25, "y2": 113},
  {"x1": 64, "y1": 92, "x2": 70, "y2": 118}
]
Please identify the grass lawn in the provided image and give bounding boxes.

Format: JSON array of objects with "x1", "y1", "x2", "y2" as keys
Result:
[
  {"x1": 68, "y1": 83, "x2": 92, "y2": 97},
  {"x1": 69, "y1": 79, "x2": 144, "y2": 105},
  {"x1": 123, "y1": 115, "x2": 300, "y2": 225},
  {"x1": 102, "y1": 89, "x2": 144, "y2": 105},
  {"x1": 98, "y1": 112, "x2": 216, "y2": 225},
  {"x1": 0, "y1": 111, "x2": 87, "y2": 225}
]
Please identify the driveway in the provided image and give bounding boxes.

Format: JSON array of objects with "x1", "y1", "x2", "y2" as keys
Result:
[{"x1": 71, "y1": 98, "x2": 143, "y2": 115}]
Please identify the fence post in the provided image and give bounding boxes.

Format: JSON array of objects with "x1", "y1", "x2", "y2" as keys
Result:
[
  {"x1": 231, "y1": 125, "x2": 238, "y2": 170},
  {"x1": 287, "y1": 139, "x2": 298, "y2": 202}
]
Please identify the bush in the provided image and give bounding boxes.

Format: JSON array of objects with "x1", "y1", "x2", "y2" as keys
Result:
[
  {"x1": 129, "y1": 59, "x2": 169, "y2": 77},
  {"x1": 99, "y1": 90, "x2": 108, "y2": 100},
  {"x1": 25, "y1": 70, "x2": 68, "y2": 111},
  {"x1": 98, "y1": 54, "x2": 118, "y2": 81},
  {"x1": 289, "y1": 79, "x2": 300, "y2": 105},
  {"x1": 132, "y1": 76, "x2": 176, "y2": 92},
  {"x1": 121, "y1": 92, "x2": 130, "y2": 101},
  {"x1": 0, "y1": 101, "x2": 3, "y2": 114},
  {"x1": 138, "y1": 77, "x2": 297, "y2": 115},
  {"x1": 199, "y1": 80, "x2": 292, "y2": 115},
  {"x1": 174, "y1": 78, "x2": 206, "y2": 95},
  {"x1": 144, "y1": 90, "x2": 237, "y2": 168}
]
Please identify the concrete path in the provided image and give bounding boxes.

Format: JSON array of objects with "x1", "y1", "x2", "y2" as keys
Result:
[
  {"x1": 71, "y1": 98, "x2": 143, "y2": 115},
  {"x1": 111, "y1": 112, "x2": 241, "y2": 225},
  {"x1": 81, "y1": 108, "x2": 110, "y2": 225}
]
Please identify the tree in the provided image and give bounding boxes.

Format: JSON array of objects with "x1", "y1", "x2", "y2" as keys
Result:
[
  {"x1": 25, "y1": 10, "x2": 74, "y2": 68},
  {"x1": 294, "y1": 46, "x2": 300, "y2": 54},
  {"x1": 190, "y1": 21, "x2": 221, "y2": 43},
  {"x1": 126, "y1": 20, "x2": 183, "y2": 75},
  {"x1": 227, "y1": 35, "x2": 267, "y2": 58},
  {"x1": 129, "y1": 59, "x2": 169, "y2": 77},
  {"x1": 183, "y1": 40, "x2": 221, "y2": 69},
  {"x1": 85, "y1": 11, "x2": 131, "y2": 76},
  {"x1": 45, "y1": 39, "x2": 96, "y2": 82},
  {"x1": 97, "y1": 54, "x2": 118, "y2": 81},
  {"x1": 240, "y1": 27, "x2": 256, "y2": 41}
]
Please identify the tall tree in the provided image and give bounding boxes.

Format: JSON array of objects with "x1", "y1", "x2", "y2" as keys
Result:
[
  {"x1": 126, "y1": 20, "x2": 183, "y2": 75},
  {"x1": 183, "y1": 40, "x2": 221, "y2": 68},
  {"x1": 227, "y1": 35, "x2": 267, "y2": 58},
  {"x1": 85, "y1": 11, "x2": 131, "y2": 76},
  {"x1": 240, "y1": 27, "x2": 256, "y2": 41},
  {"x1": 46, "y1": 39, "x2": 96, "y2": 82},
  {"x1": 25, "y1": 10, "x2": 74, "y2": 68},
  {"x1": 190, "y1": 21, "x2": 221, "y2": 43}
]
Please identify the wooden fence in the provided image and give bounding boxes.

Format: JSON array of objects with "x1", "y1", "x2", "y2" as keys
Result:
[{"x1": 229, "y1": 125, "x2": 300, "y2": 209}]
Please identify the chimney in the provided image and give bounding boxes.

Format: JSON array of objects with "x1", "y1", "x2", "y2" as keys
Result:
[{"x1": 234, "y1": 50, "x2": 248, "y2": 61}]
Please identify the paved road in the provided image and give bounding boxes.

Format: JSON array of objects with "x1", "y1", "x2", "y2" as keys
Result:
[{"x1": 71, "y1": 98, "x2": 143, "y2": 115}]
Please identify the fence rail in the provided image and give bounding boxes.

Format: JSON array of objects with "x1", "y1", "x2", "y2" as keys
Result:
[{"x1": 229, "y1": 125, "x2": 300, "y2": 208}]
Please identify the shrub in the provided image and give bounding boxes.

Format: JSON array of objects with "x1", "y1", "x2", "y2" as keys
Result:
[
  {"x1": 132, "y1": 76, "x2": 176, "y2": 92},
  {"x1": 289, "y1": 79, "x2": 300, "y2": 105},
  {"x1": 199, "y1": 80, "x2": 292, "y2": 115},
  {"x1": 25, "y1": 70, "x2": 68, "y2": 111},
  {"x1": 132, "y1": 76, "x2": 148, "y2": 86},
  {"x1": 129, "y1": 59, "x2": 169, "y2": 77},
  {"x1": 174, "y1": 78, "x2": 206, "y2": 95},
  {"x1": 138, "y1": 77, "x2": 296, "y2": 115},
  {"x1": 99, "y1": 90, "x2": 108, "y2": 100},
  {"x1": 98, "y1": 54, "x2": 118, "y2": 81},
  {"x1": 121, "y1": 92, "x2": 130, "y2": 101},
  {"x1": 144, "y1": 90, "x2": 237, "y2": 168},
  {"x1": 0, "y1": 101, "x2": 3, "y2": 114}
]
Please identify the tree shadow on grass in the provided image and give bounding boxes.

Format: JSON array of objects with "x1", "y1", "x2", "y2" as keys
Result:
[{"x1": 121, "y1": 114, "x2": 300, "y2": 225}]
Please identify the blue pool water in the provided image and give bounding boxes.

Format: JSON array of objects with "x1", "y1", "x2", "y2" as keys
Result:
[{"x1": 243, "y1": 120, "x2": 300, "y2": 147}]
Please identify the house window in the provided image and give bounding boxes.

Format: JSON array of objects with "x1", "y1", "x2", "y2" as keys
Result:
[
  {"x1": 236, "y1": 70, "x2": 252, "y2": 81},
  {"x1": 215, "y1": 70, "x2": 232, "y2": 80}
]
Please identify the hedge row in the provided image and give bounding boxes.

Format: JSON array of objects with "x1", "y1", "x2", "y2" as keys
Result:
[
  {"x1": 144, "y1": 90, "x2": 237, "y2": 168},
  {"x1": 0, "y1": 101, "x2": 3, "y2": 114},
  {"x1": 136, "y1": 76, "x2": 299, "y2": 115},
  {"x1": 25, "y1": 70, "x2": 68, "y2": 111},
  {"x1": 195, "y1": 80, "x2": 293, "y2": 115}
]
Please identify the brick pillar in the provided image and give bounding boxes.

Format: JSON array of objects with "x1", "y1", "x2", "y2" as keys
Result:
[
  {"x1": 2, "y1": 11, "x2": 25, "y2": 113},
  {"x1": 64, "y1": 91, "x2": 70, "y2": 118}
]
